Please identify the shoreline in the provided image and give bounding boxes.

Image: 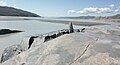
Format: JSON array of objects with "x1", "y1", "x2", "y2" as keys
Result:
[
  {"x1": 38, "y1": 19, "x2": 110, "y2": 26},
  {"x1": 0, "y1": 16, "x2": 119, "y2": 26}
]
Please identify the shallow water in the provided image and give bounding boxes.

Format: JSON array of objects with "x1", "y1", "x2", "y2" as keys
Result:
[{"x1": 0, "y1": 20, "x2": 84, "y2": 49}]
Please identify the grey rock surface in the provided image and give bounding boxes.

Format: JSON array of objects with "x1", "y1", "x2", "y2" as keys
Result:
[{"x1": 0, "y1": 45, "x2": 23, "y2": 63}]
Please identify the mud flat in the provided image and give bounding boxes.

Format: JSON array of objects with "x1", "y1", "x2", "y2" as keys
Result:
[{"x1": 38, "y1": 18, "x2": 114, "y2": 26}]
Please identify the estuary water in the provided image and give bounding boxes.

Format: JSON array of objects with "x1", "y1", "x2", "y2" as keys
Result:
[{"x1": 0, "y1": 19, "x2": 83, "y2": 49}]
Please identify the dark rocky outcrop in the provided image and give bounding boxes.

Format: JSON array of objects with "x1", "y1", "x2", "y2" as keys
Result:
[
  {"x1": 0, "y1": 29, "x2": 22, "y2": 35},
  {"x1": 69, "y1": 22, "x2": 74, "y2": 33},
  {"x1": 81, "y1": 28, "x2": 85, "y2": 32},
  {"x1": 44, "y1": 29, "x2": 69, "y2": 42},
  {"x1": 28, "y1": 36, "x2": 38, "y2": 49},
  {"x1": 43, "y1": 28, "x2": 80, "y2": 42}
]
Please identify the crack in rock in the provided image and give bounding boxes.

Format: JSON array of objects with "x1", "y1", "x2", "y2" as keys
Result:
[
  {"x1": 69, "y1": 43, "x2": 90, "y2": 65},
  {"x1": 68, "y1": 38, "x2": 99, "y2": 65}
]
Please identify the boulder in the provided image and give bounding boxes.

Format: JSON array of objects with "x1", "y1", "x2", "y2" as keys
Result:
[{"x1": 0, "y1": 45, "x2": 23, "y2": 63}]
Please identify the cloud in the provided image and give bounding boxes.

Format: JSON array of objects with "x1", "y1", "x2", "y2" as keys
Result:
[
  {"x1": 77, "y1": 7, "x2": 98, "y2": 14},
  {"x1": 0, "y1": 0, "x2": 8, "y2": 6},
  {"x1": 0, "y1": 0, "x2": 16, "y2": 7},
  {"x1": 67, "y1": 10, "x2": 76, "y2": 14},
  {"x1": 97, "y1": 7, "x2": 112, "y2": 13},
  {"x1": 115, "y1": 9, "x2": 119, "y2": 12},
  {"x1": 77, "y1": 7, "x2": 113, "y2": 14},
  {"x1": 109, "y1": 4, "x2": 115, "y2": 8},
  {"x1": 68, "y1": 4, "x2": 119, "y2": 15}
]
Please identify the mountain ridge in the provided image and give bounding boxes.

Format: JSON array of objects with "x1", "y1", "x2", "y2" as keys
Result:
[
  {"x1": 57, "y1": 14, "x2": 120, "y2": 19},
  {"x1": 0, "y1": 6, "x2": 40, "y2": 17}
]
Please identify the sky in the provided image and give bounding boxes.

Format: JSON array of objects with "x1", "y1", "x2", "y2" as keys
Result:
[{"x1": 0, "y1": 0, "x2": 120, "y2": 17}]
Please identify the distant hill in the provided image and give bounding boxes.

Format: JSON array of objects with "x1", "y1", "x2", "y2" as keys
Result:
[
  {"x1": 0, "y1": 6, "x2": 40, "y2": 17},
  {"x1": 58, "y1": 16, "x2": 95, "y2": 19},
  {"x1": 108, "y1": 14, "x2": 120, "y2": 19},
  {"x1": 58, "y1": 14, "x2": 120, "y2": 19}
]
